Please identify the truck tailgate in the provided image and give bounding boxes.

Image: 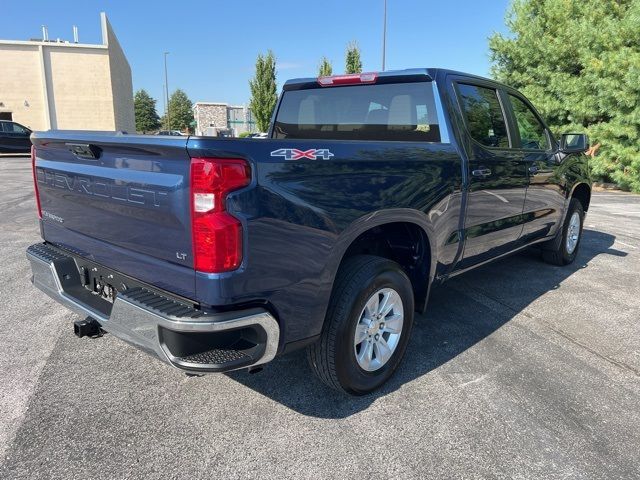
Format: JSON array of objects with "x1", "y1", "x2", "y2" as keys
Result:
[{"x1": 32, "y1": 132, "x2": 196, "y2": 299}]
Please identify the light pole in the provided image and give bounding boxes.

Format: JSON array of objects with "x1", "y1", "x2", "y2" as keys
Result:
[
  {"x1": 162, "y1": 83, "x2": 166, "y2": 125},
  {"x1": 164, "y1": 52, "x2": 170, "y2": 130},
  {"x1": 382, "y1": 0, "x2": 387, "y2": 71}
]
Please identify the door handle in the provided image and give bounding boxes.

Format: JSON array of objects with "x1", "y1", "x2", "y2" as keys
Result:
[
  {"x1": 528, "y1": 165, "x2": 539, "y2": 174},
  {"x1": 471, "y1": 168, "x2": 492, "y2": 178}
]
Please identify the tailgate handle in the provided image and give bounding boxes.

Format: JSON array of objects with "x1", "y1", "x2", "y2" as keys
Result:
[{"x1": 66, "y1": 143, "x2": 101, "y2": 160}]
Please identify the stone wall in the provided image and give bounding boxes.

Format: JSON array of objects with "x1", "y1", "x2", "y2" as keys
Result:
[{"x1": 194, "y1": 103, "x2": 228, "y2": 135}]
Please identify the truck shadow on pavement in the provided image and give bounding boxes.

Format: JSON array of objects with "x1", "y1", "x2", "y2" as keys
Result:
[{"x1": 227, "y1": 229, "x2": 625, "y2": 418}]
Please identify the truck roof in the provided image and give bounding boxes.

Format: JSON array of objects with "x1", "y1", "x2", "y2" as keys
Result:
[{"x1": 283, "y1": 68, "x2": 495, "y2": 90}]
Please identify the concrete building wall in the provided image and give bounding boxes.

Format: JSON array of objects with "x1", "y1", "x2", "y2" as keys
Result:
[
  {"x1": 43, "y1": 47, "x2": 113, "y2": 130},
  {"x1": 0, "y1": 12, "x2": 134, "y2": 132},
  {"x1": 103, "y1": 13, "x2": 135, "y2": 132},
  {"x1": 228, "y1": 106, "x2": 255, "y2": 135},
  {"x1": 0, "y1": 44, "x2": 46, "y2": 130}
]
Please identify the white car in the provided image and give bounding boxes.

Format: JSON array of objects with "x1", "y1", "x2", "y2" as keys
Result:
[{"x1": 156, "y1": 130, "x2": 184, "y2": 136}]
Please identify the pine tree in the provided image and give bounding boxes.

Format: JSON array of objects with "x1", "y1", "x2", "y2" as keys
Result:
[
  {"x1": 490, "y1": 0, "x2": 640, "y2": 191},
  {"x1": 134, "y1": 89, "x2": 160, "y2": 133},
  {"x1": 318, "y1": 57, "x2": 333, "y2": 76},
  {"x1": 165, "y1": 89, "x2": 194, "y2": 132},
  {"x1": 345, "y1": 42, "x2": 363, "y2": 74},
  {"x1": 249, "y1": 50, "x2": 278, "y2": 132}
]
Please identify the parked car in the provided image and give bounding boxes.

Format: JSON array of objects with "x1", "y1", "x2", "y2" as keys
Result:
[
  {"x1": 0, "y1": 120, "x2": 32, "y2": 153},
  {"x1": 203, "y1": 127, "x2": 234, "y2": 138},
  {"x1": 27, "y1": 68, "x2": 591, "y2": 394},
  {"x1": 156, "y1": 130, "x2": 185, "y2": 136}
]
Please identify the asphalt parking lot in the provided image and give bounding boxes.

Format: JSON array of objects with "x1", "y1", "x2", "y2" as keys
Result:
[{"x1": 1, "y1": 155, "x2": 639, "y2": 479}]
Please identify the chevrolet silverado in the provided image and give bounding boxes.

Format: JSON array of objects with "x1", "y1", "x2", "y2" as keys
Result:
[{"x1": 27, "y1": 68, "x2": 591, "y2": 394}]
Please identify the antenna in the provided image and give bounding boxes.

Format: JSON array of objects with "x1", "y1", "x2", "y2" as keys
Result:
[
  {"x1": 41, "y1": 25, "x2": 49, "y2": 42},
  {"x1": 73, "y1": 25, "x2": 79, "y2": 43}
]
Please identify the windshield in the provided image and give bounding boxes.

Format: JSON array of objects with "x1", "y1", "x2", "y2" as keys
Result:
[{"x1": 273, "y1": 82, "x2": 441, "y2": 142}]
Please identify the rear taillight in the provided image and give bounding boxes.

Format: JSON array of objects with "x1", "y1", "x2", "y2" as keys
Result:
[
  {"x1": 31, "y1": 145, "x2": 42, "y2": 219},
  {"x1": 317, "y1": 72, "x2": 378, "y2": 87},
  {"x1": 190, "y1": 157, "x2": 251, "y2": 273}
]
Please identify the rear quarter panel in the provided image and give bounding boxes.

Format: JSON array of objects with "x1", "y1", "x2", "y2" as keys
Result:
[{"x1": 188, "y1": 137, "x2": 463, "y2": 344}]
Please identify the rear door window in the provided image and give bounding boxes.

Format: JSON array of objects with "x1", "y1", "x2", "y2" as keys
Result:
[
  {"x1": 457, "y1": 83, "x2": 509, "y2": 148},
  {"x1": 273, "y1": 82, "x2": 441, "y2": 142}
]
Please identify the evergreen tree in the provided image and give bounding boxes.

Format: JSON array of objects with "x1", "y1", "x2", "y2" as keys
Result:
[
  {"x1": 134, "y1": 89, "x2": 160, "y2": 133},
  {"x1": 249, "y1": 50, "x2": 278, "y2": 132},
  {"x1": 165, "y1": 89, "x2": 194, "y2": 132},
  {"x1": 490, "y1": 0, "x2": 640, "y2": 191},
  {"x1": 345, "y1": 42, "x2": 363, "y2": 74},
  {"x1": 318, "y1": 57, "x2": 333, "y2": 76}
]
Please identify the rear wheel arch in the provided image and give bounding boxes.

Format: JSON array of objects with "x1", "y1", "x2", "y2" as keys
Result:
[{"x1": 330, "y1": 216, "x2": 435, "y2": 313}]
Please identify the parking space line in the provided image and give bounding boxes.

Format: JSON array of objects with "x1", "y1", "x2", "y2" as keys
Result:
[{"x1": 614, "y1": 240, "x2": 637, "y2": 249}]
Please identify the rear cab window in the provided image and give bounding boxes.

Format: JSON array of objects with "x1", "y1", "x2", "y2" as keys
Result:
[
  {"x1": 456, "y1": 83, "x2": 510, "y2": 149},
  {"x1": 273, "y1": 82, "x2": 441, "y2": 142}
]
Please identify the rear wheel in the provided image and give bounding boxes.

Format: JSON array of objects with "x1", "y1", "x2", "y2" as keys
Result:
[
  {"x1": 307, "y1": 255, "x2": 414, "y2": 395},
  {"x1": 542, "y1": 198, "x2": 584, "y2": 266}
]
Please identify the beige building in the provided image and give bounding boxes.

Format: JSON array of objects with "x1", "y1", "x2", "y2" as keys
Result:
[{"x1": 0, "y1": 12, "x2": 134, "y2": 132}]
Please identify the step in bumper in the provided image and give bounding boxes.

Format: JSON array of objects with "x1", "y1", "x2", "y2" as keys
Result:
[{"x1": 26, "y1": 243, "x2": 280, "y2": 373}]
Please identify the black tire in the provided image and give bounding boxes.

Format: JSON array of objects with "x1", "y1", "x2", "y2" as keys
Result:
[
  {"x1": 542, "y1": 198, "x2": 585, "y2": 266},
  {"x1": 307, "y1": 255, "x2": 415, "y2": 395}
]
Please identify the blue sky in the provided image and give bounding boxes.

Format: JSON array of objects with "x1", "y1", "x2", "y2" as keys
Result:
[{"x1": 1, "y1": 0, "x2": 512, "y2": 108}]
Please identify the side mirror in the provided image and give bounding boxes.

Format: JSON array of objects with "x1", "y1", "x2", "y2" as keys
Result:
[{"x1": 560, "y1": 133, "x2": 589, "y2": 154}]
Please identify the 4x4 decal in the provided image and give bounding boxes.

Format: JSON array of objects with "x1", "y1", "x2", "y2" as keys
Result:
[{"x1": 270, "y1": 148, "x2": 334, "y2": 160}]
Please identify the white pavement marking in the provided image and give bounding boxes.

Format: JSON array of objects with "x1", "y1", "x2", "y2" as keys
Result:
[
  {"x1": 614, "y1": 240, "x2": 637, "y2": 249},
  {"x1": 591, "y1": 193, "x2": 638, "y2": 197},
  {"x1": 482, "y1": 190, "x2": 509, "y2": 203}
]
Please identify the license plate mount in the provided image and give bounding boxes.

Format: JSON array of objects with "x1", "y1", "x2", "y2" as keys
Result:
[{"x1": 93, "y1": 279, "x2": 116, "y2": 303}]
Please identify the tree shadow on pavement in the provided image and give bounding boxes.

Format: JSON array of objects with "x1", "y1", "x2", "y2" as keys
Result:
[{"x1": 227, "y1": 229, "x2": 626, "y2": 418}]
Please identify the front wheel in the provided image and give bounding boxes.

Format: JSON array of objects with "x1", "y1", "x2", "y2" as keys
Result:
[
  {"x1": 307, "y1": 255, "x2": 414, "y2": 395},
  {"x1": 542, "y1": 198, "x2": 584, "y2": 266}
]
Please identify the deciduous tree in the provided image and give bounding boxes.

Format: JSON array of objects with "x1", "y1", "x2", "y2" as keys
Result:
[
  {"x1": 249, "y1": 50, "x2": 278, "y2": 132},
  {"x1": 165, "y1": 89, "x2": 194, "y2": 132},
  {"x1": 319, "y1": 57, "x2": 333, "y2": 76},
  {"x1": 345, "y1": 42, "x2": 362, "y2": 74},
  {"x1": 134, "y1": 89, "x2": 160, "y2": 133}
]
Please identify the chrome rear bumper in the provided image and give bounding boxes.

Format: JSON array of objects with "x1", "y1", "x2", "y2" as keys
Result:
[{"x1": 26, "y1": 243, "x2": 280, "y2": 373}]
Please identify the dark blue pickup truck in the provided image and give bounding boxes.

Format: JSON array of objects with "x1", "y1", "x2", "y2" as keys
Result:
[{"x1": 27, "y1": 69, "x2": 591, "y2": 394}]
